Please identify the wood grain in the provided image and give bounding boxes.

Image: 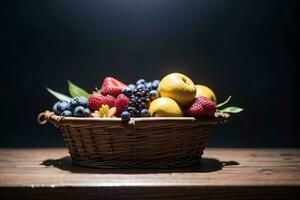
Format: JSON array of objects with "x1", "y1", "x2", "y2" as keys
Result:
[{"x1": 0, "y1": 148, "x2": 299, "y2": 200}]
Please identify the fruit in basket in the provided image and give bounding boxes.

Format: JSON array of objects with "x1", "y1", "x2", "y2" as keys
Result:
[
  {"x1": 84, "y1": 108, "x2": 91, "y2": 117},
  {"x1": 127, "y1": 84, "x2": 136, "y2": 91},
  {"x1": 115, "y1": 94, "x2": 129, "y2": 117},
  {"x1": 149, "y1": 90, "x2": 159, "y2": 100},
  {"x1": 53, "y1": 101, "x2": 70, "y2": 115},
  {"x1": 74, "y1": 106, "x2": 86, "y2": 117},
  {"x1": 186, "y1": 97, "x2": 216, "y2": 117},
  {"x1": 101, "y1": 77, "x2": 127, "y2": 97},
  {"x1": 120, "y1": 111, "x2": 131, "y2": 120},
  {"x1": 61, "y1": 110, "x2": 73, "y2": 117},
  {"x1": 88, "y1": 93, "x2": 115, "y2": 111},
  {"x1": 70, "y1": 97, "x2": 88, "y2": 111},
  {"x1": 122, "y1": 87, "x2": 133, "y2": 97},
  {"x1": 127, "y1": 87, "x2": 151, "y2": 117},
  {"x1": 151, "y1": 80, "x2": 160, "y2": 90},
  {"x1": 140, "y1": 108, "x2": 150, "y2": 117},
  {"x1": 136, "y1": 79, "x2": 147, "y2": 86},
  {"x1": 158, "y1": 73, "x2": 196, "y2": 107},
  {"x1": 195, "y1": 85, "x2": 217, "y2": 102},
  {"x1": 149, "y1": 97, "x2": 183, "y2": 117},
  {"x1": 185, "y1": 100, "x2": 205, "y2": 117},
  {"x1": 53, "y1": 102, "x2": 60, "y2": 115},
  {"x1": 146, "y1": 82, "x2": 152, "y2": 90}
]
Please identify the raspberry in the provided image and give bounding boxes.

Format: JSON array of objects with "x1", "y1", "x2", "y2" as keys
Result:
[
  {"x1": 186, "y1": 97, "x2": 216, "y2": 117},
  {"x1": 115, "y1": 94, "x2": 129, "y2": 117},
  {"x1": 88, "y1": 94, "x2": 115, "y2": 111}
]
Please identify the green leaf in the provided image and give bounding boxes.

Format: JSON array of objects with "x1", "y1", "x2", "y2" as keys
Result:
[
  {"x1": 217, "y1": 96, "x2": 231, "y2": 108},
  {"x1": 68, "y1": 80, "x2": 90, "y2": 98},
  {"x1": 46, "y1": 88, "x2": 72, "y2": 102},
  {"x1": 220, "y1": 106, "x2": 244, "y2": 113}
]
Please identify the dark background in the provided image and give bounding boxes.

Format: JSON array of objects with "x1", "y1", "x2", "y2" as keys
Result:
[{"x1": 1, "y1": 0, "x2": 299, "y2": 147}]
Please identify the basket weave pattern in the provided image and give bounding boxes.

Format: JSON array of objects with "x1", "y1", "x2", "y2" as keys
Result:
[{"x1": 38, "y1": 111, "x2": 229, "y2": 168}]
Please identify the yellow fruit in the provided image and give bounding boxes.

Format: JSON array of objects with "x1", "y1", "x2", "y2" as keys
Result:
[
  {"x1": 149, "y1": 97, "x2": 183, "y2": 117},
  {"x1": 158, "y1": 73, "x2": 196, "y2": 107},
  {"x1": 195, "y1": 85, "x2": 217, "y2": 102}
]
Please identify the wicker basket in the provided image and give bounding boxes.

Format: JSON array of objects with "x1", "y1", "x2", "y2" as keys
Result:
[{"x1": 38, "y1": 111, "x2": 229, "y2": 168}]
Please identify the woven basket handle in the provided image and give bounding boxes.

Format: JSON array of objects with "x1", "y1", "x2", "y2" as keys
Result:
[{"x1": 37, "y1": 111, "x2": 62, "y2": 127}]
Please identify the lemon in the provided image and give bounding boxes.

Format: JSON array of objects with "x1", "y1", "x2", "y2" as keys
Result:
[
  {"x1": 158, "y1": 73, "x2": 196, "y2": 107},
  {"x1": 149, "y1": 97, "x2": 183, "y2": 117},
  {"x1": 195, "y1": 85, "x2": 217, "y2": 102}
]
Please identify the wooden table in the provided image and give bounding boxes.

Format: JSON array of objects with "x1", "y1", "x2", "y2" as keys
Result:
[{"x1": 0, "y1": 148, "x2": 299, "y2": 200}]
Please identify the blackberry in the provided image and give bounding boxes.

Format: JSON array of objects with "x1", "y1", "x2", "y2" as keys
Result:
[{"x1": 127, "y1": 83, "x2": 152, "y2": 117}]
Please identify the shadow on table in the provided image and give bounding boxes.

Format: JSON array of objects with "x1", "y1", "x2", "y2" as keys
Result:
[{"x1": 41, "y1": 156, "x2": 239, "y2": 174}]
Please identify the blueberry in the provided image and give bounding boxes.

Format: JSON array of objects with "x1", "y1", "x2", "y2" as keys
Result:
[
  {"x1": 61, "y1": 110, "x2": 73, "y2": 117},
  {"x1": 122, "y1": 87, "x2": 133, "y2": 97},
  {"x1": 149, "y1": 90, "x2": 160, "y2": 100},
  {"x1": 78, "y1": 97, "x2": 88, "y2": 107},
  {"x1": 146, "y1": 82, "x2": 152, "y2": 90},
  {"x1": 140, "y1": 109, "x2": 150, "y2": 117},
  {"x1": 136, "y1": 84, "x2": 146, "y2": 89},
  {"x1": 128, "y1": 84, "x2": 136, "y2": 90},
  {"x1": 136, "y1": 79, "x2": 146, "y2": 86},
  {"x1": 152, "y1": 80, "x2": 160, "y2": 89},
  {"x1": 70, "y1": 97, "x2": 88, "y2": 110},
  {"x1": 70, "y1": 98, "x2": 79, "y2": 110},
  {"x1": 53, "y1": 102, "x2": 60, "y2": 115},
  {"x1": 84, "y1": 108, "x2": 91, "y2": 117},
  {"x1": 121, "y1": 111, "x2": 131, "y2": 121},
  {"x1": 74, "y1": 106, "x2": 85, "y2": 117},
  {"x1": 56, "y1": 101, "x2": 70, "y2": 115}
]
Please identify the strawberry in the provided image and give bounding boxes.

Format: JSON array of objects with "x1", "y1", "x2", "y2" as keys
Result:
[
  {"x1": 102, "y1": 77, "x2": 127, "y2": 88},
  {"x1": 186, "y1": 97, "x2": 216, "y2": 117},
  {"x1": 186, "y1": 101, "x2": 205, "y2": 117},
  {"x1": 101, "y1": 87, "x2": 123, "y2": 98},
  {"x1": 101, "y1": 77, "x2": 127, "y2": 97},
  {"x1": 197, "y1": 96, "x2": 216, "y2": 116},
  {"x1": 88, "y1": 93, "x2": 115, "y2": 111},
  {"x1": 114, "y1": 94, "x2": 129, "y2": 117}
]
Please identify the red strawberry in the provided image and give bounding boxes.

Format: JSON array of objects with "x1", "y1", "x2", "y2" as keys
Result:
[
  {"x1": 186, "y1": 101, "x2": 205, "y2": 117},
  {"x1": 88, "y1": 93, "x2": 115, "y2": 111},
  {"x1": 186, "y1": 97, "x2": 216, "y2": 117},
  {"x1": 101, "y1": 77, "x2": 127, "y2": 97},
  {"x1": 114, "y1": 94, "x2": 129, "y2": 117},
  {"x1": 197, "y1": 96, "x2": 216, "y2": 116},
  {"x1": 101, "y1": 87, "x2": 123, "y2": 98},
  {"x1": 102, "y1": 77, "x2": 127, "y2": 88}
]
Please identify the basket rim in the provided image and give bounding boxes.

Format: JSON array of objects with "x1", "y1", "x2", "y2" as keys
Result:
[{"x1": 38, "y1": 111, "x2": 230, "y2": 126}]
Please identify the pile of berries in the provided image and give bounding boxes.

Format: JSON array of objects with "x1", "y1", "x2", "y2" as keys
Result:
[
  {"x1": 120, "y1": 79, "x2": 160, "y2": 120},
  {"x1": 53, "y1": 97, "x2": 91, "y2": 117}
]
